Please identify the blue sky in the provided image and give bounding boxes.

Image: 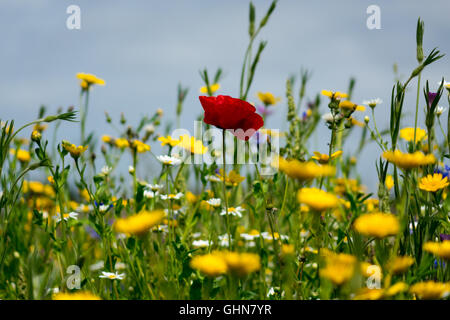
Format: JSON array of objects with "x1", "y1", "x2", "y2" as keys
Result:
[{"x1": 1, "y1": 0, "x2": 449, "y2": 191}]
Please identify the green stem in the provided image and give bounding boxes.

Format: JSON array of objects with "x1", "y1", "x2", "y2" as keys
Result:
[
  {"x1": 413, "y1": 73, "x2": 422, "y2": 148},
  {"x1": 221, "y1": 129, "x2": 232, "y2": 249}
]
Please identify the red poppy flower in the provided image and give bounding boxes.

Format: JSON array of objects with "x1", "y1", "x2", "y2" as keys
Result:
[{"x1": 199, "y1": 95, "x2": 264, "y2": 140}]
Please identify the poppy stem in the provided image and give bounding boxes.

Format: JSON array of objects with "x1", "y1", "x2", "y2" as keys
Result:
[{"x1": 222, "y1": 129, "x2": 232, "y2": 249}]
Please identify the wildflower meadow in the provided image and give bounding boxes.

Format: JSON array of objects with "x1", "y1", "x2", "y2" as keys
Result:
[{"x1": 1, "y1": 1, "x2": 450, "y2": 302}]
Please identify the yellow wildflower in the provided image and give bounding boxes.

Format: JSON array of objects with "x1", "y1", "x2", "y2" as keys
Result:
[
  {"x1": 190, "y1": 253, "x2": 228, "y2": 277},
  {"x1": 102, "y1": 135, "x2": 113, "y2": 144},
  {"x1": 385, "y1": 282, "x2": 408, "y2": 297},
  {"x1": 220, "y1": 251, "x2": 261, "y2": 276},
  {"x1": 131, "y1": 140, "x2": 151, "y2": 153},
  {"x1": 281, "y1": 244, "x2": 295, "y2": 256},
  {"x1": 31, "y1": 130, "x2": 42, "y2": 142},
  {"x1": 385, "y1": 175, "x2": 394, "y2": 190},
  {"x1": 62, "y1": 140, "x2": 88, "y2": 159},
  {"x1": 321, "y1": 90, "x2": 348, "y2": 100},
  {"x1": 200, "y1": 83, "x2": 220, "y2": 94},
  {"x1": 178, "y1": 134, "x2": 207, "y2": 154},
  {"x1": 33, "y1": 123, "x2": 48, "y2": 132},
  {"x1": 186, "y1": 191, "x2": 198, "y2": 204},
  {"x1": 423, "y1": 240, "x2": 450, "y2": 260},
  {"x1": 399, "y1": 127, "x2": 427, "y2": 142},
  {"x1": 10, "y1": 149, "x2": 31, "y2": 163},
  {"x1": 419, "y1": 173, "x2": 449, "y2": 192},
  {"x1": 257, "y1": 92, "x2": 281, "y2": 106},
  {"x1": 47, "y1": 176, "x2": 55, "y2": 185},
  {"x1": 217, "y1": 169, "x2": 245, "y2": 187},
  {"x1": 158, "y1": 135, "x2": 180, "y2": 147},
  {"x1": 339, "y1": 100, "x2": 365, "y2": 112},
  {"x1": 353, "y1": 212, "x2": 400, "y2": 238},
  {"x1": 333, "y1": 178, "x2": 364, "y2": 195},
  {"x1": 274, "y1": 156, "x2": 335, "y2": 181},
  {"x1": 53, "y1": 291, "x2": 101, "y2": 300},
  {"x1": 297, "y1": 188, "x2": 339, "y2": 212},
  {"x1": 409, "y1": 281, "x2": 450, "y2": 299},
  {"x1": 388, "y1": 256, "x2": 414, "y2": 274},
  {"x1": 364, "y1": 198, "x2": 379, "y2": 212},
  {"x1": 23, "y1": 181, "x2": 45, "y2": 194},
  {"x1": 76, "y1": 73, "x2": 105, "y2": 88},
  {"x1": 320, "y1": 249, "x2": 356, "y2": 285},
  {"x1": 353, "y1": 288, "x2": 384, "y2": 300},
  {"x1": 311, "y1": 150, "x2": 343, "y2": 164},
  {"x1": 115, "y1": 138, "x2": 129, "y2": 149},
  {"x1": 382, "y1": 150, "x2": 435, "y2": 170},
  {"x1": 113, "y1": 210, "x2": 164, "y2": 236}
]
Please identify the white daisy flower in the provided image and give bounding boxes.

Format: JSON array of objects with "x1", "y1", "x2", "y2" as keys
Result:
[
  {"x1": 240, "y1": 233, "x2": 260, "y2": 241},
  {"x1": 147, "y1": 184, "x2": 164, "y2": 192},
  {"x1": 322, "y1": 112, "x2": 343, "y2": 123},
  {"x1": 101, "y1": 166, "x2": 112, "y2": 175},
  {"x1": 436, "y1": 106, "x2": 446, "y2": 116},
  {"x1": 218, "y1": 234, "x2": 231, "y2": 247},
  {"x1": 144, "y1": 124, "x2": 155, "y2": 134},
  {"x1": 220, "y1": 206, "x2": 245, "y2": 218},
  {"x1": 205, "y1": 175, "x2": 222, "y2": 182},
  {"x1": 363, "y1": 98, "x2": 383, "y2": 108},
  {"x1": 99, "y1": 204, "x2": 111, "y2": 213},
  {"x1": 144, "y1": 190, "x2": 158, "y2": 199},
  {"x1": 267, "y1": 287, "x2": 285, "y2": 298},
  {"x1": 99, "y1": 271, "x2": 125, "y2": 280},
  {"x1": 300, "y1": 229, "x2": 310, "y2": 238},
  {"x1": 206, "y1": 198, "x2": 221, "y2": 207},
  {"x1": 191, "y1": 232, "x2": 202, "y2": 239},
  {"x1": 192, "y1": 240, "x2": 211, "y2": 248},
  {"x1": 54, "y1": 211, "x2": 78, "y2": 223},
  {"x1": 157, "y1": 155, "x2": 182, "y2": 166},
  {"x1": 160, "y1": 192, "x2": 184, "y2": 200},
  {"x1": 261, "y1": 231, "x2": 289, "y2": 241}
]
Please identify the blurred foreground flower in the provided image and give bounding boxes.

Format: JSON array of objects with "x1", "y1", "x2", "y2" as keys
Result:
[
  {"x1": 409, "y1": 281, "x2": 450, "y2": 299},
  {"x1": 113, "y1": 210, "x2": 164, "y2": 236},
  {"x1": 353, "y1": 212, "x2": 400, "y2": 238},
  {"x1": 274, "y1": 156, "x2": 335, "y2": 181},
  {"x1": 297, "y1": 188, "x2": 338, "y2": 212},
  {"x1": 423, "y1": 240, "x2": 450, "y2": 260},
  {"x1": 383, "y1": 150, "x2": 435, "y2": 169},
  {"x1": 190, "y1": 251, "x2": 260, "y2": 277},
  {"x1": 53, "y1": 291, "x2": 101, "y2": 300}
]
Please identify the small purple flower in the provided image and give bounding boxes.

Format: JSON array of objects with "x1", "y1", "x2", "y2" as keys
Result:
[
  {"x1": 427, "y1": 92, "x2": 437, "y2": 107},
  {"x1": 85, "y1": 225, "x2": 100, "y2": 239},
  {"x1": 440, "y1": 234, "x2": 450, "y2": 241},
  {"x1": 257, "y1": 105, "x2": 274, "y2": 117}
]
